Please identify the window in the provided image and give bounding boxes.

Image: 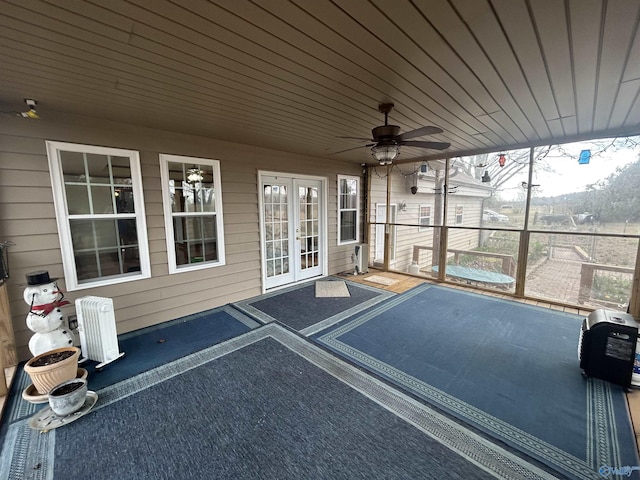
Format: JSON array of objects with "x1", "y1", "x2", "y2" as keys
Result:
[
  {"x1": 160, "y1": 155, "x2": 225, "y2": 273},
  {"x1": 419, "y1": 205, "x2": 431, "y2": 231},
  {"x1": 46, "y1": 141, "x2": 150, "y2": 290},
  {"x1": 338, "y1": 175, "x2": 360, "y2": 244},
  {"x1": 455, "y1": 205, "x2": 464, "y2": 224}
]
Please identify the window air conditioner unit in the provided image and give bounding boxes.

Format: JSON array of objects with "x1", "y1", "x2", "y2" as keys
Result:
[{"x1": 352, "y1": 244, "x2": 369, "y2": 275}]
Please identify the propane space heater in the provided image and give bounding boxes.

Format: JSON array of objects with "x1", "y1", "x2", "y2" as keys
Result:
[{"x1": 578, "y1": 309, "x2": 638, "y2": 388}]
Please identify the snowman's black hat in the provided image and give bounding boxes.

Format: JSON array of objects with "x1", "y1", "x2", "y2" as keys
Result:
[{"x1": 25, "y1": 270, "x2": 59, "y2": 286}]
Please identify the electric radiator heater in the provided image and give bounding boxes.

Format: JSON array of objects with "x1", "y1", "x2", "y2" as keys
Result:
[
  {"x1": 75, "y1": 296, "x2": 125, "y2": 371},
  {"x1": 352, "y1": 244, "x2": 369, "y2": 275}
]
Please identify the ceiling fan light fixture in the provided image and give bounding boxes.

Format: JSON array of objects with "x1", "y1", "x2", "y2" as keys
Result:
[
  {"x1": 371, "y1": 144, "x2": 400, "y2": 165},
  {"x1": 186, "y1": 166, "x2": 204, "y2": 183},
  {"x1": 20, "y1": 98, "x2": 38, "y2": 119}
]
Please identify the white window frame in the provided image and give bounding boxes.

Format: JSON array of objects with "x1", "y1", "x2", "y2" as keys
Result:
[
  {"x1": 419, "y1": 205, "x2": 432, "y2": 232},
  {"x1": 160, "y1": 154, "x2": 226, "y2": 274},
  {"x1": 337, "y1": 174, "x2": 360, "y2": 245},
  {"x1": 46, "y1": 141, "x2": 151, "y2": 291}
]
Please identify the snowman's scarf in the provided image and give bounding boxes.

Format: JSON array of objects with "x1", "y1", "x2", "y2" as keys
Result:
[
  {"x1": 28, "y1": 284, "x2": 70, "y2": 316},
  {"x1": 29, "y1": 299, "x2": 71, "y2": 316}
]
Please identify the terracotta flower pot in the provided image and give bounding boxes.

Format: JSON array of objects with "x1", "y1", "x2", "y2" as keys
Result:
[{"x1": 24, "y1": 346, "x2": 80, "y2": 395}]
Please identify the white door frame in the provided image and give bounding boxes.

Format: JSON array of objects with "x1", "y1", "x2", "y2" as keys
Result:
[{"x1": 258, "y1": 171, "x2": 328, "y2": 292}]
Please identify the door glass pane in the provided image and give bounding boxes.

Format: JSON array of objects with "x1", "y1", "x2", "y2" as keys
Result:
[{"x1": 264, "y1": 183, "x2": 289, "y2": 278}]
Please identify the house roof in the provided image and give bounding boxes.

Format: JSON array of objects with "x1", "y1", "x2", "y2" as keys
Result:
[{"x1": 1, "y1": 1, "x2": 640, "y2": 165}]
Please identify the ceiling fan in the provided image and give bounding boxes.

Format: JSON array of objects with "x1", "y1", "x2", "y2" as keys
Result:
[{"x1": 338, "y1": 103, "x2": 450, "y2": 165}]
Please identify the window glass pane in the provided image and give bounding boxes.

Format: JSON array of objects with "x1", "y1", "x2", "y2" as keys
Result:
[
  {"x1": 203, "y1": 216, "x2": 217, "y2": 242},
  {"x1": 340, "y1": 211, "x2": 356, "y2": 241},
  {"x1": 65, "y1": 185, "x2": 90, "y2": 214},
  {"x1": 200, "y1": 188, "x2": 216, "y2": 212},
  {"x1": 86, "y1": 154, "x2": 110, "y2": 183},
  {"x1": 187, "y1": 186, "x2": 215, "y2": 213},
  {"x1": 184, "y1": 217, "x2": 202, "y2": 240},
  {"x1": 60, "y1": 151, "x2": 86, "y2": 182},
  {"x1": 170, "y1": 183, "x2": 186, "y2": 213},
  {"x1": 172, "y1": 215, "x2": 219, "y2": 267},
  {"x1": 168, "y1": 163, "x2": 184, "y2": 183},
  {"x1": 70, "y1": 220, "x2": 96, "y2": 250},
  {"x1": 75, "y1": 243, "x2": 141, "y2": 284},
  {"x1": 122, "y1": 246, "x2": 141, "y2": 273},
  {"x1": 75, "y1": 251, "x2": 98, "y2": 282},
  {"x1": 118, "y1": 219, "x2": 138, "y2": 246},
  {"x1": 174, "y1": 241, "x2": 189, "y2": 266},
  {"x1": 199, "y1": 164, "x2": 214, "y2": 186},
  {"x1": 91, "y1": 185, "x2": 114, "y2": 214},
  {"x1": 98, "y1": 249, "x2": 123, "y2": 277},
  {"x1": 188, "y1": 243, "x2": 204, "y2": 263},
  {"x1": 339, "y1": 176, "x2": 359, "y2": 244},
  {"x1": 204, "y1": 240, "x2": 218, "y2": 262},
  {"x1": 115, "y1": 187, "x2": 135, "y2": 213},
  {"x1": 111, "y1": 156, "x2": 132, "y2": 185},
  {"x1": 94, "y1": 220, "x2": 118, "y2": 248}
]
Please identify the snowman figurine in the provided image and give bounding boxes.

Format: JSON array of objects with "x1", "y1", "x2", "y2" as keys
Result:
[{"x1": 23, "y1": 270, "x2": 74, "y2": 356}]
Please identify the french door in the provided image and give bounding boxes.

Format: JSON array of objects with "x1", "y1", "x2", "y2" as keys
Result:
[{"x1": 260, "y1": 173, "x2": 325, "y2": 290}]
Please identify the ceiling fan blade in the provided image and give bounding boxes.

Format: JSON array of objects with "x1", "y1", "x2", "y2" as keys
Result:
[
  {"x1": 336, "y1": 136, "x2": 374, "y2": 142},
  {"x1": 400, "y1": 140, "x2": 451, "y2": 150},
  {"x1": 397, "y1": 125, "x2": 443, "y2": 141}
]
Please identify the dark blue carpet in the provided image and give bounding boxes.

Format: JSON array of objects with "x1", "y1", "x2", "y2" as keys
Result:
[
  {"x1": 314, "y1": 284, "x2": 640, "y2": 480},
  {"x1": 2, "y1": 305, "x2": 259, "y2": 426},
  {"x1": 1, "y1": 325, "x2": 554, "y2": 479},
  {"x1": 232, "y1": 278, "x2": 393, "y2": 335},
  {"x1": 82, "y1": 305, "x2": 259, "y2": 390}
]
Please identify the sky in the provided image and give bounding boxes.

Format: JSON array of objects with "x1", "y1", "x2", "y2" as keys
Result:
[{"x1": 500, "y1": 137, "x2": 640, "y2": 200}]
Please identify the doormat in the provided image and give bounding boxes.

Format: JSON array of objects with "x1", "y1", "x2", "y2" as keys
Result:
[
  {"x1": 364, "y1": 275, "x2": 398, "y2": 286},
  {"x1": 315, "y1": 280, "x2": 351, "y2": 298}
]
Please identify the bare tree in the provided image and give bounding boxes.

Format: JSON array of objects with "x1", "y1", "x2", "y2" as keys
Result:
[{"x1": 453, "y1": 136, "x2": 640, "y2": 191}]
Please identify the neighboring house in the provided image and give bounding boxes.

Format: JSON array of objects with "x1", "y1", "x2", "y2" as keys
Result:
[
  {"x1": 368, "y1": 163, "x2": 492, "y2": 273},
  {"x1": 0, "y1": 114, "x2": 362, "y2": 360}
]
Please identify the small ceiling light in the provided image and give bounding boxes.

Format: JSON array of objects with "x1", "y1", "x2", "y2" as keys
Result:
[
  {"x1": 420, "y1": 161, "x2": 428, "y2": 173},
  {"x1": 481, "y1": 171, "x2": 491, "y2": 183},
  {"x1": 498, "y1": 153, "x2": 506, "y2": 167},
  {"x1": 21, "y1": 99, "x2": 38, "y2": 119},
  {"x1": 186, "y1": 166, "x2": 203, "y2": 183},
  {"x1": 371, "y1": 143, "x2": 400, "y2": 165}
]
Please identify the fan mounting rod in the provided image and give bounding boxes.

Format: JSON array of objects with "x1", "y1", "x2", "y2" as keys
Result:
[
  {"x1": 378, "y1": 103, "x2": 394, "y2": 125},
  {"x1": 373, "y1": 103, "x2": 400, "y2": 140}
]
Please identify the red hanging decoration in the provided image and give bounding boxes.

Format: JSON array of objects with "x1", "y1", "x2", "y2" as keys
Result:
[{"x1": 498, "y1": 153, "x2": 506, "y2": 167}]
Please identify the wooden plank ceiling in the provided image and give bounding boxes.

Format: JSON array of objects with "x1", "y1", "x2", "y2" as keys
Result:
[{"x1": 1, "y1": 0, "x2": 640, "y2": 165}]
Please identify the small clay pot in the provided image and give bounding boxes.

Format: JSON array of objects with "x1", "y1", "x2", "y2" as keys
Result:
[{"x1": 48, "y1": 378, "x2": 88, "y2": 416}]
